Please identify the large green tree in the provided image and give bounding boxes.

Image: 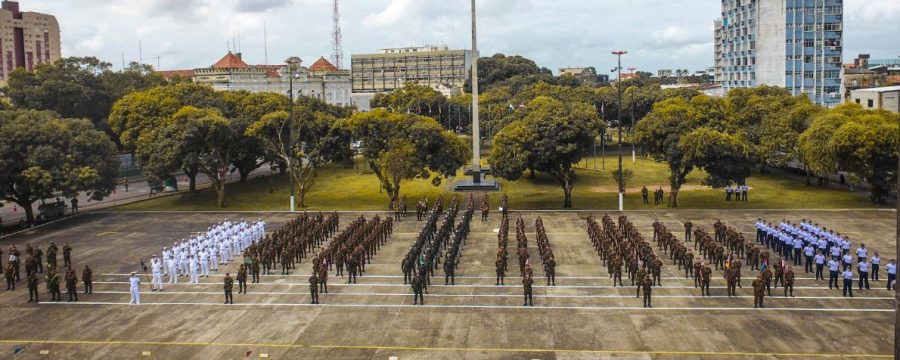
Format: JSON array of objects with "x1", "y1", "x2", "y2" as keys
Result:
[
  {"x1": 490, "y1": 96, "x2": 601, "y2": 208},
  {"x1": 800, "y1": 104, "x2": 899, "y2": 203},
  {"x1": 344, "y1": 109, "x2": 469, "y2": 205},
  {"x1": 7, "y1": 57, "x2": 164, "y2": 134},
  {"x1": 0, "y1": 110, "x2": 119, "y2": 223},
  {"x1": 246, "y1": 96, "x2": 351, "y2": 208}
]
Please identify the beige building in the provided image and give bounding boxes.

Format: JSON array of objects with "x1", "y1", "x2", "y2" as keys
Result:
[
  {"x1": 0, "y1": 0, "x2": 61, "y2": 81},
  {"x1": 159, "y1": 52, "x2": 353, "y2": 107},
  {"x1": 351, "y1": 45, "x2": 473, "y2": 96},
  {"x1": 849, "y1": 86, "x2": 900, "y2": 113}
]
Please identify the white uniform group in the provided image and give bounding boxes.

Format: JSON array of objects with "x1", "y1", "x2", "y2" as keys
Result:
[{"x1": 158, "y1": 219, "x2": 266, "y2": 287}]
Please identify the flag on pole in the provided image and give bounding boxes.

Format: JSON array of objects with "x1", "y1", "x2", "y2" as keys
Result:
[
  {"x1": 246, "y1": 351, "x2": 253, "y2": 357},
  {"x1": 140, "y1": 258, "x2": 147, "y2": 272},
  {"x1": 14, "y1": 347, "x2": 25, "y2": 354}
]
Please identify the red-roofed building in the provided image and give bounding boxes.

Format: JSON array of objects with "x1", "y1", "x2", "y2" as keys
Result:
[{"x1": 156, "y1": 52, "x2": 352, "y2": 106}]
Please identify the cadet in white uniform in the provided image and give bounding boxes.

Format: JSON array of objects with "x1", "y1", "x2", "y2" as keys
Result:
[
  {"x1": 150, "y1": 256, "x2": 163, "y2": 291},
  {"x1": 129, "y1": 272, "x2": 141, "y2": 305}
]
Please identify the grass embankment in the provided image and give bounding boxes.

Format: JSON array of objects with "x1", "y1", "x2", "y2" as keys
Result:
[{"x1": 117, "y1": 155, "x2": 881, "y2": 211}]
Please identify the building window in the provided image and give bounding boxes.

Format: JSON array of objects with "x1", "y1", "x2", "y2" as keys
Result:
[
  {"x1": 867, "y1": 99, "x2": 874, "y2": 108},
  {"x1": 855, "y1": 99, "x2": 860, "y2": 104}
]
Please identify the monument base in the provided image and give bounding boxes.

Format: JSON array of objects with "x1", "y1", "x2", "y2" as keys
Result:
[{"x1": 453, "y1": 178, "x2": 500, "y2": 192}]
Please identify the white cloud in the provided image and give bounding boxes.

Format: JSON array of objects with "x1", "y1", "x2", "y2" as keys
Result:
[{"x1": 30, "y1": 0, "x2": 899, "y2": 74}]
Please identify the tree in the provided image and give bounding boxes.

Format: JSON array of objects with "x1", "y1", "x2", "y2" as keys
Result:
[
  {"x1": 490, "y1": 96, "x2": 601, "y2": 208},
  {"x1": 0, "y1": 110, "x2": 119, "y2": 224},
  {"x1": 246, "y1": 96, "x2": 350, "y2": 208},
  {"x1": 344, "y1": 109, "x2": 469, "y2": 205},
  {"x1": 464, "y1": 53, "x2": 553, "y2": 92},
  {"x1": 109, "y1": 83, "x2": 223, "y2": 192},
  {"x1": 800, "y1": 104, "x2": 899, "y2": 203},
  {"x1": 7, "y1": 57, "x2": 165, "y2": 135},
  {"x1": 759, "y1": 100, "x2": 821, "y2": 182},
  {"x1": 371, "y1": 83, "x2": 454, "y2": 129},
  {"x1": 174, "y1": 107, "x2": 237, "y2": 208},
  {"x1": 680, "y1": 127, "x2": 754, "y2": 188},
  {"x1": 221, "y1": 91, "x2": 285, "y2": 182},
  {"x1": 635, "y1": 97, "x2": 696, "y2": 207}
]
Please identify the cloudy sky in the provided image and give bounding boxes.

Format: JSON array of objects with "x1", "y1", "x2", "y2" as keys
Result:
[{"x1": 22, "y1": 0, "x2": 900, "y2": 74}]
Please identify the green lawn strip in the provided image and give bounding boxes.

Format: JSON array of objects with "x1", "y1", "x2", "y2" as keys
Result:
[{"x1": 116, "y1": 156, "x2": 881, "y2": 211}]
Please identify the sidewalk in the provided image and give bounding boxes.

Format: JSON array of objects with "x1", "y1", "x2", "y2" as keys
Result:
[{"x1": 0, "y1": 167, "x2": 274, "y2": 228}]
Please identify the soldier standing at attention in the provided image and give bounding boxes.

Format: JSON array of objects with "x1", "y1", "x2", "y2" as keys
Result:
[
  {"x1": 495, "y1": 258, "x2": 506, "y2": 285},
  {"x1": 641, "y1": 274, "x2": 653, "y2": 308},
  {"x1": 47, "y1": 242, "x2": 58, "y2": 271},
  {"x1": 522, "y1": 275, "x2": 534, "y2": 306},
  {"x1": 26, "y1": 272, "x2": 39, "y2": 303},
  {"x1": 82, "y1": 265, "x2": 93, "y2": 294},
  {"x1": 46, "y1": 269, "x2": 61, "y2": 301},
  {"x1": 34, "y1": 246, "x2": 43, "y2": 274},
  {"x1": 725, "y1": 266, "x2": 737, "y2": 298},
  {"x1": 237, "y1": 264, "x2": 248, "y2": 294},
  {"x1": 828, "y1": 257, "x2": 841, "y2": 289},
  {"x1": 857, "y1": 259, "x2": 870, "y2": 290},
  {"x1": 641, "y1": 186, "x2": 649, "y2": 205},
  {"x1": 481, "y1": 197, "x2": 489, "y2": 221},
  {"x1": 814, "y1": 250, "x2": 826, "y2": 281},
  {"x1": 761, "y1": 266, "x2": 773, "y2": 296},
  {"x1": 752, "y1": 276, "x2": 765, "y2": 308},
  {"x1": 4, "y1": 262, "x2": 14, "y2": 290},
  {"x1": 318, "y1": 263, "x2": 329, "y2": 294},
  {"x1": 784, "y1": 265, "x2": 795, "y2": 297},
  {"x1": 411, "y1": 272, "x2": 425, "y2": 305},
  {"x1": 128, "y1": 272, "x2": 141, "y2": 305},
  {"x1": 62, "y1": 242, "x2": 72, "y2": 268},
  {"x1": 223, "y1": 273, "x2": 234, "y2": 304},
  {"x1": 308, "y1": 273, "x2": 319, "y2": 304},
  {"x1": 886, "y1": 259, "x2": 896, "y2": 291},
  {"x1": 842, "y1": 267, "x2": 854, "y2": 297},
  {"x1": 65, "y1": 268, "x2": 78, "y2": 302},
  {"x1": 683, "y1": 251, "x2": 694, "y2": 278},
  {"x1": 699, "y1": 264, "x2": 712, "y2": 297},
  {"x1": 444, "y1": 257, "x2": 455, "y2": 285},
  {"x1": 684, "y1": 221, "x2": 693, "y2": 242}
]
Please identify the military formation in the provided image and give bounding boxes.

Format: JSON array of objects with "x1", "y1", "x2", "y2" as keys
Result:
[
  {"x1": 588, "y1": 214, "x2": 661, "y2": 307},
  {"x1": 3, "y1": 242, "x2": 91, "y2": 303}
]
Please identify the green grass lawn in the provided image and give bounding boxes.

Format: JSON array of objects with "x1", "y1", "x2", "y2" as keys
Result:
[{"x1": 117, "y1": 155, "x2": 884, "y2": 211}]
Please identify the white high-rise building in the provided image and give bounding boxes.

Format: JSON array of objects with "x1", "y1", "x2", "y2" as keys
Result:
[{"x1": 714, "y1": 0, "x2": 843, "y2": 106}]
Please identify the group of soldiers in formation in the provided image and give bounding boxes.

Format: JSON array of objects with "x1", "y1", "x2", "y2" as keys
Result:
[
  {"x1": 756, "y1": 219, "x2": 895, "y2": 296},
  {"x1": 402, "y1": 195, "x2": 475, "y2": 305},
  {"x1": 305, "y1": 213, "x2": 393, "y2": 304},
  {"x1": 588, "y1": 214, "x2": 663, "y2": 307},
  {"x1": 3, "y1": 242, "x2": 91, "y2": 303}
]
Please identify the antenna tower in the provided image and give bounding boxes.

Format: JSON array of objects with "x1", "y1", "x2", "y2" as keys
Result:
[{"x1": 331, "y1": 0, "x2": 343, "y2": 69}]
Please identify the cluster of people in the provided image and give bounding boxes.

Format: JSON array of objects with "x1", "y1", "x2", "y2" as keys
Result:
[
  {"x1": 515, "y1": 216, "x2": 537, "y2": 306},
  {"x1": 402, "y1": 197, "x2": 443, "y2": 286},
  {"x1": 640, "y1": 186, "x2": 667, "y2": 205},
  {"x1": 724, "y1": 184, "x2": 749, "y2": 201},
  {"x1": 390, "y1": 195, "x2": 409, "y2": 221},
  {"x1": 443, "y1": 195, "x2": 474, "y2": 285},
  {"x1": 533, "y1": 217, "x2": 556, "y2": 286},
  {"x1": 153, "y1": 218, "x2": 266, "y2": 292},
  {"x1": 2, "y1": 242, "x2": 92, "y2": 303},
  {"x1": 587, "y1": 214, "x2": 661, "y2": 307},
  {"x1": 756, "y1": 218, "x2": 895, "y2": 296},
  {"x1": 495, "y1": 214, "x2": 510, "y2": 285}
]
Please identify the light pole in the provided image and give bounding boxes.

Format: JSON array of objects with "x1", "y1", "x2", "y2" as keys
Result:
[
  {"x1": 285, "y1": 56, "x2": 301, "y2": 212},
  {"x1": 627, "y1": 67, "x2": 637, "y2": 163},
  {"x1": 470, "y1": 0, "x2": 481, "y2": 184},
  {"x1": 612, "y1": 50, "x2": 627, "y2": 212}
]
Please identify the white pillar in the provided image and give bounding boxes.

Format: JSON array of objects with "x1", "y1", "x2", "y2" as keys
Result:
[{"x1": 470, "y1": 0, "x2": 481, "y2": 179}]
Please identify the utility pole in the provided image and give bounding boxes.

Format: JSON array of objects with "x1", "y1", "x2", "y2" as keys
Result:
[
  {"x1": 612, "y1": 50, "x2": 627, "y2": 212},
  {"x1": 627, "y1": 67, "x2": 637, "y2": 163}
]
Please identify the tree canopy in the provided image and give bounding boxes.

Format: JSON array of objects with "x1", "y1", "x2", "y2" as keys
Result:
[
  {"x1": 0, "y1": 109, "x2": 119, "y2": 223},
  {"x1": 490, "y1": 96, "x2": 601, "y2": 208},
  {"x1": 343, "y1": 109, "x2": 470, "y2": 205}
]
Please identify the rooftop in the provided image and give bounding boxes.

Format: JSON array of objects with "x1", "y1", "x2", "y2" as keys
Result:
[
  {"x1": 852, "y1": 85, "x2": 900, "y2": 93},
  {"x1": 212, "y1": 52, "x2": 249, "y2": 69},
  {"x1": 309, "y1": 57, "x2": 338, "y2": 72}
]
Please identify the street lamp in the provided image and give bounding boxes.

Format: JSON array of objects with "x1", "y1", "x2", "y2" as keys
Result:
[
  {"x1": 611, "y1": 50, "x2": 627, "y2": 212},
  {"x1": 627, "y1": 67, "x2": 637, "y2": 164},
  {"x1": 284, "y1": 56, "x2": 301, "y2": 212}
]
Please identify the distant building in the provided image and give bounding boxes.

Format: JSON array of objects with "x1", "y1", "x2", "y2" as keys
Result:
[
  {"x1": 158, "y1": 52, "x2": 352, "y2": 107},
  {"x1": 848, "y1": 86, "x2": 900, "y2": 113},
  {"x1": 0, "y1": 0, "x2": 61, "y2": 81},
  {"x1": 657, "y1": 69, "x2": 673, "y2": 78},
  {"x1": 841, "y1": 54, "x2": 900, "y2": 100},
  {"x1": 559, "y1": 67, "x2": 604, "y2": 86},
  {"x1": 714, "y1": 0, "x2": 844, "y2": 107},
  {"x1": 350, "y1": 45, "x2": 473, "y2": 101}
]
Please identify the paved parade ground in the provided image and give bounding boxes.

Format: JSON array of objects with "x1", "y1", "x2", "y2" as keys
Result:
[{"x1": 0, "y1": 208, "x2": 895, "y2": 359}]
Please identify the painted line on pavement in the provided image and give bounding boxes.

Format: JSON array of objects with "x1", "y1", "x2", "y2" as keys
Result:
[
  {"x1": 33, "y1": 301, "x2": 894, "y2": 313},
  {"x1": 86, "y1": 290, "x2": 894, "y2": 300},
  {"x1": 0, "y1": 339, "x2": 889, "y2": 358}
]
